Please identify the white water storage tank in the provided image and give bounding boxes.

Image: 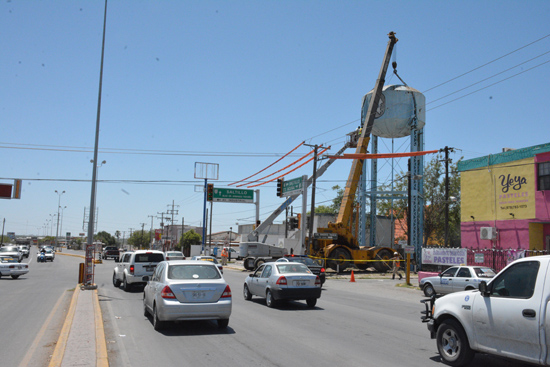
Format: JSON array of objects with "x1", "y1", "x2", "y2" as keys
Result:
[{"x1": 361, "y1": 85, "x2": 426, "y2": 139}]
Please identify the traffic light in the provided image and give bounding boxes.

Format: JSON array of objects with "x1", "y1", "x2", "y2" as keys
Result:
[
  {"x1": 288, "y1": 217, "x2": 298, "y2": 230},
  {"x1": 207, "y1": 183, "x2": 214, "y2": 202},
  {"x1": 276, "y1": 178, "x2": 283, "y2": 197}
]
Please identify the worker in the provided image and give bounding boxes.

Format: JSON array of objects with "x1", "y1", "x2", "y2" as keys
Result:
[
  {"x1": 221, "y1": 247, "x2": 228, "y2": 266},
  {"x1": 391, "y1": 252, "x2": 403, "y2": 280}
]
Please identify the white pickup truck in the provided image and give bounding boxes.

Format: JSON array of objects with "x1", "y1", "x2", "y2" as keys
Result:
[{"x1": 421, "y1": 255, "x2": 549, "y2": 366}]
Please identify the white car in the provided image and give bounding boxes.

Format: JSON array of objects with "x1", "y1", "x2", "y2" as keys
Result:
[
  {"x1": 0, "y1": 255, "x2": 29, "y2": 279},
  {"x1": 113, "y1": 250, "x2": 165, "y2": 291},
  {"x1": 143, "y1": 260, "x2": 232, "y2": 331},
  {"x1": 0, "y1": 246, "x2": 23, "y2": 262},
  {"x1": 165, "y1": 251, "x2": 185, "y2": 261},
  {"x1": 420, "y1": 265, "x2": 495, "y2": 297}
]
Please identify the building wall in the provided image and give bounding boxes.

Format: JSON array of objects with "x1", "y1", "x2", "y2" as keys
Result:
[{"x1": 459, "y1": 144, "x2": 550, "y2": 252}]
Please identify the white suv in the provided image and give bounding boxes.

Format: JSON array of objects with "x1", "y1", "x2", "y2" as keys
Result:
[{"x1": 113, "y1": 250, "x2": 164, "y2": 291}]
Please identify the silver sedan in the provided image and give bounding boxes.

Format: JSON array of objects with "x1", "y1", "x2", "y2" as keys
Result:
[
  {"x1": 243, "y1": 262, "x2": 321, "y2": 308},
  {"x1": 420, "y1": 265, "x2": 496, "y2": 297},
  {"x1": 0, "y1": 255, "x2": 29, "y2": 279},
  {"x1": 143, "y1": 260, "x2": 232, "y2": 331}
]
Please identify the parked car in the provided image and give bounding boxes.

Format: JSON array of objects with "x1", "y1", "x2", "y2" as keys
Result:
[
  {"x1": 243, "y1": 261, "x2": 321, "y2": 308},
  {"x1": 113, "y1": 250, "x2": 165, "y2": 291},
  {"x1": 191, "y1": 255, "x2": 223, "y2": 274},
  {"x1": 0, "y1": 246, "x2": 23, "y2": 262},
  {"x1": 420, "y1": 265, "x2": 496, "y2": 297},
  {"x1": 143, "y1": 260, "x2": 232, "y2": 331},
  {"x1": 277, "y1": 255, "x2": 326, "y2": 285},
  {"x1": 165, "y1": 251, "x2": 185, "y2": 261},
  {"x1": 0, "y1": 255, "x2": 29, "y2": 279}
]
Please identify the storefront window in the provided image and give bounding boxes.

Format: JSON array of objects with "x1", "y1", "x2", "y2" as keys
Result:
[{"x1": 539, "y1": 162, "x2": 550, "y2": 190}]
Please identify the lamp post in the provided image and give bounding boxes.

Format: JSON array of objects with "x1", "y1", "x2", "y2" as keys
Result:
[
  {"x1": 55, "y1": 190, "x2": 65, "y2": 248},
  {"x1": 59, "y1": 205, "x2": 67, "y2": 244}
]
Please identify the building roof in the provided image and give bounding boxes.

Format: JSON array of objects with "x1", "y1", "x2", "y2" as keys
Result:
[{"x1": 457, "y1": 142, "x2": 550, "y2": 172}]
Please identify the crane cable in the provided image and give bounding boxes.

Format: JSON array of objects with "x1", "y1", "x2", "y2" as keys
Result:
[{"x1": 228, "y1": 141, "x2": 305, "y2": 186}]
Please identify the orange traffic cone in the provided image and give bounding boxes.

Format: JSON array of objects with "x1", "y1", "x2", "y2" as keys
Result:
[{"x1": 350, "y1": 270, "x2": 355, "y2": 282}]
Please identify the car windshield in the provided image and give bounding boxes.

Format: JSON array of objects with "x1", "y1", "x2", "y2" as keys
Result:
[
  {"x1": 276, "y1": 263, "x2": 311, "y2": 274},
  {"x1": 0, "y1": 256, "x2": 17, "y2": 263},
  {"x1": 474, "y1": 267, "x2": 496, "y2": 277},
  {"x1": 168, "y1": 264, "x2": 221, "y2": 280},
  {"x1": 135, "y1": 253, "x2": 164, "y2": 263}
]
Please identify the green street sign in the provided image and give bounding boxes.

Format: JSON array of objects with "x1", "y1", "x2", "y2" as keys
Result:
[
  {"x1": 213, "y1": 188, "x2": 254, "y2": 203},
  {"x1": 282, "y1": 177, "x2": 303, "y2": 196}
]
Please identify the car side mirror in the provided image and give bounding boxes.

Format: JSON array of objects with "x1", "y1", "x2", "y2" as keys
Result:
[{"x1": 479, "y1": 281, "x2": 490, "y2": 296}]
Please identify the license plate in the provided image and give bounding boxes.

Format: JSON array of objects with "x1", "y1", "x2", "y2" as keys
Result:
[
  {"x1": 192, "y1": 291, "x2": 206, "y2": 299},
  {"x1": 294, "y1": 280, "x2": 308, "y2": 286}
]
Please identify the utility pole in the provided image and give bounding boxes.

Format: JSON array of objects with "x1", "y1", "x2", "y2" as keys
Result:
[
  {"x1": 440, "y1": 146, "x2": 455, "y2": 247},
  {"x1": 148, "y1": 215, "x2": 154, "y2": 248},
  {"x1": 140, "y1": 223, "x2": 146, "y2": 249},
  {"x1": 166, "y1": 201, "x2": 179, "y2": 250},
  {"x1": 128, "y1": 228, "x2": 134, "y2": 251},
  {"x1": 304, "y1": 144, "x2": 323, "y2": 248}
]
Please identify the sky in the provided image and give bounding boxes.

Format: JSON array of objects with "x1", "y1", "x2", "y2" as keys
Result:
[{"x1": 1, "y1": 0, "x2": 549, "y2": 240}]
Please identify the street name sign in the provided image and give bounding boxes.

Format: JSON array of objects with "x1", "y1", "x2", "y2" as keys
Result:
[
  {"x1": 282, "y1": 177, "x2": 303, "y2": 197},
  {"x1": 213, "y1": 188, "x2": 254, "y2": 203}
]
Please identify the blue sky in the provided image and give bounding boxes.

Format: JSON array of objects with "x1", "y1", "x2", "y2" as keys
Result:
[{"x1": 1, "y1": 1, "x2": 549, "y2": 239}]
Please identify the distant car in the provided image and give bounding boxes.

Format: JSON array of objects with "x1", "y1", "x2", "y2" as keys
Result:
[
  {"x1": 277, "y1": 255, "x2": 326, "y2": 285},
  {"x1": 143, "y1": 260, "x2": 232, "y2": 331},
  {"x1": 102, "y1": 246, "x2": 120, "y2": 261},
  {"x1": 0, "y1": 246, "x2": 23, "y2": 262},
  {"x1": 113, "y1": 250, "x2": 165, "y2": 291},
  {"x1": 191, "y1": 256, "x2": 223, "y2": 274},
  {"x1": 18, "y1": 245, "x2": 30, "y2": 258},
  {"x1": 43, "y1": 248, "x2": 55, "y2": 262},
  {"x1": 165, "y1": 251, "x2": 185, "y2": 261},
  {"x1": 243, "y1": 261, "x2": 322, "y2": 308},
  {"x1": 0, "y1": 255, "x2": 29, "y2": 279},
  {"x1": 420, "y1": 265, "x2": 496, "y2": 297}
]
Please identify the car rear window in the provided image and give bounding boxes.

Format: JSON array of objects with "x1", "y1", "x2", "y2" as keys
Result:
[
  {"x1": 277, "y1": 263, "x2": 311, "y2": 274},
  {"x1": 135, "y1": 253, "x2": 164, "y2": 263},
  {"x1": 474, "y1": 267, "x2": 496, "y2": 277},
  {"x1": 167, "y1": 264, "x2": 221, "y2": 280}
]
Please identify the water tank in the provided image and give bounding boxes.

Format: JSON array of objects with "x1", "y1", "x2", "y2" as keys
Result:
[{"x1": 361, "y1": 85, "x2": 426, "y2": 139}]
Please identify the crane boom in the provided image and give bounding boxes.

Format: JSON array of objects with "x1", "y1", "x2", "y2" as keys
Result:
[{"x1": 331, "y1": 32, "x2": 398, "y2": 230}]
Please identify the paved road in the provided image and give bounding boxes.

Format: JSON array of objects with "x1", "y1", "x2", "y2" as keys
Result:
[
  {"x1": 95, "y1": 259, "x2": 527, "y2": 367},
  {"x1": 0, "y1": 248, "x2": 80, "y2": 367}
]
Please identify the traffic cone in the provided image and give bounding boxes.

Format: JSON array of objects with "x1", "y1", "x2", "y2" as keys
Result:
[{"x1": 350, "y1": 270, "x2": 355, "y2": 282}]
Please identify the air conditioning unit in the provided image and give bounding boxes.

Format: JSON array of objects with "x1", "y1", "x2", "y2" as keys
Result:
[{"x1": 480, "y1": 227, "x2": 497, "y2": 240}]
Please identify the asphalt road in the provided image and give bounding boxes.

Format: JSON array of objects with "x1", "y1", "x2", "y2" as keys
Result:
[
  {"x1": 0, "y1": 248, "x2": 80, "y2": 367},
  {"x1": 0, "y1": 250, "x2": 532, "y2": 367},
  {"x1": 94, "y1": 258, "x2": 529, "y2": 367}
]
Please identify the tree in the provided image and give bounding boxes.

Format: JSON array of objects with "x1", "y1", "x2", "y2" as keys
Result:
[
  {"x1": 128, "y1": 230, "x2": 151, "y2": 250},
  {"x1": 179, "y1": 229, "x2": 201, "y2": 256},
  {"x1": 114, "y1": 230, "x2": 121, "y2": 244},
  {"x1": 94, "y1": 231, "x2": 116, "y2": 246}
]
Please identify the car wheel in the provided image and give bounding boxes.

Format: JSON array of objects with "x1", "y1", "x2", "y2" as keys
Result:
[
  {"x1": 306, "y1": 298, "x2": 317, "y2": 308},
  {"x1": 436, "y1": 319, "x2": 474, "y2": 366},
  {"x1": 11, "y1": 275, "x2": 20, "y2": 279},
  {"x1": 217, "y1": 319, "x2": 229, "y2": 329},
  {"x1": 243, "y1": 284, "x2": 252, "y2": 300},
  {"x1": 113, "y1": 272, "x2": 121, "y2": 287},
  {"x1": 123, "y1": 276, "x2": 131, "y2": 292},
  {"x1": 265, "y1": 289, "x2": 276, "y2": 308},
  {"x1": 153, "y1": 304, "x2": 165, "y2": 331},
  {"x1": 423, "y1": 283, "x2": 435, "y2": 297}
]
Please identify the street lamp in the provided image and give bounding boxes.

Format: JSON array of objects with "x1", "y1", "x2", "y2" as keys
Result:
[
  {"x1": 55, "y1": 190, "x2": 65, "y2": 248},
  {"x1": 59, "y1": 205, "x2": 67, "y2": 244}
]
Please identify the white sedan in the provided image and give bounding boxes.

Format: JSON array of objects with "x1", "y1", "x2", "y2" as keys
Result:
[
  {"x1": 143, "y1": 260, "x2": 232, "y2": 331},
  {"x1": 420, "y1": 265, "x2": 496, "y2": 296},
  {"x1": 0, "y1": 255, "x2": 29, "y2": 279}
]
